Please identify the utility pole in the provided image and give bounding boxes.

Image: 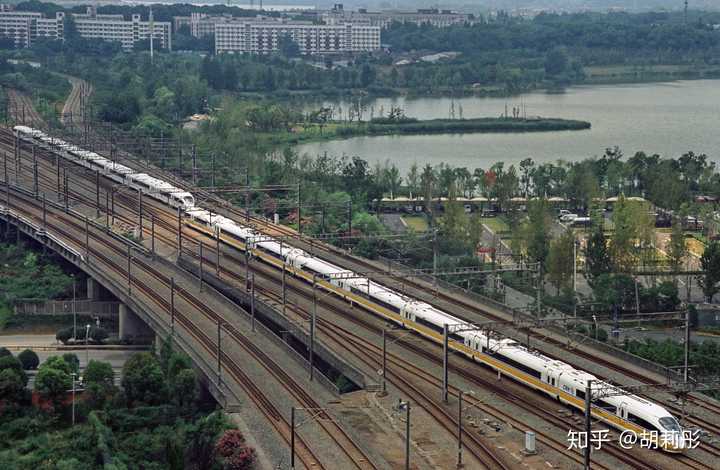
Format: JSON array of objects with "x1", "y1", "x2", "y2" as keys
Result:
[
  {"x1": 137, "y1": 189, "x2": 143, "y2": 240},
  {"x1": 282, "y1": 261, "x2": 287, "y2": 315},
  {"x1": 95, "y1": 170, "x2": 100, "y2": 217},
  {"x1": 217, "y1": 320, "x2": 222, "y2": 389},
  {"x1": 215, "y1": 226, "x2": 221, "y2": 277},
  {"x1": 245, "y1": 170, "x2": 250, "y2": 222},
  {"x1": 584, "y1": 380, "x2": 592, "y2": 470},
  {"x1": 170, "y1": 277, "x2": 175, "y2": 336},
  {"x1": 32, "y1": 145, "x2": 37, "y2": 197},
  {"x1": 442, "y1": 324, "x2": 449, "y2": 403},
  {"x1": 297, "y1": 183, "x2": 301, "y2": 234},
  {"x1": 290, "y1": 407, "x2": 296, "y2": 470},
  {"x1": 684, "y1": 308, "x2": 691, "y2": 383},
  {"x1": 573, "y1": 238, "x2": 578, "y2": 319},
  {"x1": 85, "y1": 216, "x2": 89, "y2": 261},
  {"x1": 251, "y1": 273, "x2": 256, "y2": 332},
  {"x1": 177, "y1": 206, "x2": 182, "y2": 255},
  {"x1": 402, "y1": 401, "x2": 411, "y2": 470},
  {"x1": 381, "y1": 328, "x2": 387, "y2": 395},
  {"x1": 536, "y1": 265, "x2": 542, "y2": 318},
  {"x1": 199, "y1": 241, "x2": 204, "y2": 292},
  {"x1": 127, "y1": 245, "x2": 132, "y2": 295},
  {"x1": 310, "y1": 275, "x2": 316, "y2": 381},
  {"x1": 457, "y1": 391, "x2": 465, "y2": 468},
  {"x1": 151, "y1": 215, "x2": 155, "y2": 258}
]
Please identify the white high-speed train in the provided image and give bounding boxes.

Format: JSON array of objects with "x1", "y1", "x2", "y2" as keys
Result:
[
  {"x1": 13, "y1": 126, "x2": 196, "y2": 210},
  {"x1": 14, "y1": 125, "x2": 687, "y2": 452}
]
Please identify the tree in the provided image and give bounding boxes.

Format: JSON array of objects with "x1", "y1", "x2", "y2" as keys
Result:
[
  {"x1": 525, "y1": 199, "x2": 551, "y2": 267},
  {"x1": 0, "y1": 355, "x2": 28, "y2": 387},
  {"x1": 544, "y1": 47, "x2": 569, "y2": 77},
  {"x1": 0, "y1": 347, "x2": 11, "y2": 358},
  {"x1": 610, "y1": 195, "x2": 653, "y2": 272},
  {"x1": 62, "y1": 353, "x2": 80, "y2": 373},
  {"x1": 420, "y1": 164, "x2": 436, "y2": 215},
  {"x1": 585, "y1": 222, "x2": 612, "y2": 287},
  {"x1": 17, "y1": 349, "x2": 39, "y2": 370},
  {"x1": 42, "y1": 355, "x2": 73, "y2": 375},
  {"x1": 547, "y1": 229, "x2": 575, "y2": 294},
  {"x1": 698, "y1": 241, "x2": 720, "y2": 303},
  {"x1": 407, "y1": 163, "x2": 419, "y2": 199},
  {"x1": 84, "y1": 360, "x2": 115, "y2": 409},
  {"x1": 278, "y1": 34, "x2": 300, "y2": 58},
  {"x1": 121, "y1": 352, "x2": 165, "y2": 405},
  {"x1": 35, "y1": 362, "x2": 72, "y2": 410},
  {"x1": 667, "y1": 219, "x2": 688, "y2": 278},
  {"x1": 187, "y1": 411, "x2": 232, "y2": 469},
  {"x1": 172, "y1": 369, "x2": 197, "y2": 409},
  {"x1": 0, "y1": 369, "x2": 25, "y2": 404},
  {"x1": 384, "y1": 164, "x2": 402, "y2": 199}
]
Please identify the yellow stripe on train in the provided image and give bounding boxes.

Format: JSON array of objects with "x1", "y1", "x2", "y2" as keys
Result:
[{"x1": 185, "y1": 219, "x2": 681, "y2": 452}]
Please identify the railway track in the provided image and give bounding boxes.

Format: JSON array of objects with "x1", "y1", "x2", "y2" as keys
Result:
[
  {"x1": 7, "y1": 126, "x2": 720, "y2": 468},
  {"x1": 208, "y1": 249, "x2": 714, "y2": 470},
  {"x1": 60, "y1": 77, "x2": 93, "y2": 126},
  {"x1": 2, "y1": 185, "x2": 378, "y2": 470},
  {"x1": 5, "y1": 89, "x2": 45, "y2": 127}
]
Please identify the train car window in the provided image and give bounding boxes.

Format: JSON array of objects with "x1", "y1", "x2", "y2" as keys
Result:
[
  {"x1": 415, "y1": 316, "x2": 442, "y2": 335},
  {"x1": 597, "y1": 400, "x2": 617, "y2": 413},
  {"x1": 628, "y1": 413, "x2": 656, "y2": 431},
  {"x1": 450, "y1": 332, "x2": 464, "y2": 342},
  {"x1": 495, "y1": 354, "x2": 542, "y2": 379},
  {"x1": 576, "y1": 389, "x2": 585, "y2": 400}
]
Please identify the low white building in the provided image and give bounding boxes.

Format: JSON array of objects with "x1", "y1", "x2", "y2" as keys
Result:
[{"x1": 321, "y1": 4, "x2": 473, "y2": 29}]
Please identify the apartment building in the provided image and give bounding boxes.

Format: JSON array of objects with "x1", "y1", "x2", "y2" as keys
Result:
[
  {"x1": 214, "y1": 18, "x2": 379, "y2": 55},
  {"x1": 73, "y1": 7, "x2": 171, "y2": 51},
  {"x1": 174, "y1": 12, "x2": 231, "y2": 38},
  {"x1": 0, "y1": 5, "x2": 171, "y2": 50},
  {"x1": 321, "y1": 4, "x2": 472, "y2": 29},
  {"x1": 0, "y1": 10, "x2": 63, "y2": 47}
]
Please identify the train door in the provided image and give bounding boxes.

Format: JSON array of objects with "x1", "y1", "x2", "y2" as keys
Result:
[
  {"x1": 619, "y1": 402, "x2": 628, "y2": 420},
  {"x1": 547, "y1": 368, "x2": 559, "y2": 388}
]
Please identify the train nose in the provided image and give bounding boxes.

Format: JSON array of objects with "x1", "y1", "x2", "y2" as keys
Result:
[{"x1": 661, "y1": 430, "x2": 685, "y2": 452}]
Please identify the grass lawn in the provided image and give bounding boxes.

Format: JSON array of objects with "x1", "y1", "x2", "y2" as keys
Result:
[
  {"x1": 402, "y1": 215, "x2": 429, "y2": 232},
  {"x1": 687, "y1": 237, "x2": 706, "y2": 258},
  {"x1": 481, "y1": 217, "x2": 509, "y2": 234}
]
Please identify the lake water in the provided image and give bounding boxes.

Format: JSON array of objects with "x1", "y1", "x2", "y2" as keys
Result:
[{"x1": 296, "y1": 80, "x2": 720, "y2": 174}]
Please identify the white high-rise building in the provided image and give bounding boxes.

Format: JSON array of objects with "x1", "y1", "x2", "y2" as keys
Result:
[
  {"x1": 0, "y1": 5, "x2": 171, "y2": 50},
  {"x1": 214, "y1": 18, "x2": 379, "y2": 55}
]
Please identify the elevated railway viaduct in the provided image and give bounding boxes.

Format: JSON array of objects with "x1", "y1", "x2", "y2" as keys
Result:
[{"x1": 5, "y1": 124, "x2": 720, "y2": 469}]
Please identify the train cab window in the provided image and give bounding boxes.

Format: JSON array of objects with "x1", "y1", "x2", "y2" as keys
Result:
[{"x1": 658, "y1": 417, "x2": 682, "y2": 433}]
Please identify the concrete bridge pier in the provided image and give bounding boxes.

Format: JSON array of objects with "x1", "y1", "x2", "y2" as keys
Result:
[
  {"x1": 119, "y1": 304, "x2": 153, "y2": 340},
  {"x1": 87, "y1": 277, "x2": 101, "y2": 300}
]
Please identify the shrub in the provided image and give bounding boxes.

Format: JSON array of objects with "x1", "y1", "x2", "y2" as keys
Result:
[
  {"x1": 215, "y1": 429, "x2": 255, "y2": 470},
  {"x1": 62, "y1": 353, "x2": 80, "y2": 373},
  {"x1": 56, "y1": 327, "x2": 74, "y2": 344},
  {"x1": 17, "y1": 349, "x2": 39, "y2": 370},
  {"x1": 0, "y1": 347, "x2": 11, "y2": 358},
  {"x1": 0, "y1": 355, "x2": 27, "y2": 386},
  {"x1": 121, "y1": 352, "x2": 165, "y2": 405},
  {"x1": 90, "y1": 326, "x2": 109, "y2": 343}
]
